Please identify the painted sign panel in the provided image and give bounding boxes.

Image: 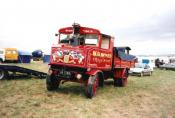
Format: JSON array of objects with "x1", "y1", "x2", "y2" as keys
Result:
[
  {"x1": 88, "y1": 48, "x2": 112, "y2": 69},
  {"x1": 51, "y1": 47, "x2": 85, "y2": 66}
]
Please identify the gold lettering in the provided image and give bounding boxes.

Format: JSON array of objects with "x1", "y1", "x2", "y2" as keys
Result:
[
  {"x1": 101, "y1": 53, "x2": 104, "y2": 57},
  {"x1": 92, "y1": 51, "x2": 112, "y2": 58},
  {"x1": 97, "y1": 52, "x2": 100, "y2": 57},
  {"x1": 93, "y1": 51, "x2": 97, "y2": 56}
]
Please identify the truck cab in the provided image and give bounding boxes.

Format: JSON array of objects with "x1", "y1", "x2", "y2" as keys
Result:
[
  {"x1": 0, "y1": 49, "x2": 5, "y2": 63},
  {"x1": 50, "y1": 23, "x2": 114, "y2": 70},
  {"x1": 5, "y1": 48, "x2": 19, "y2": 62}
]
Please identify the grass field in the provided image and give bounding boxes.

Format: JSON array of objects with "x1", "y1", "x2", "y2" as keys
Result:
[{"x1": 0, "y1": 62, "x2": 175, "y2": 118}]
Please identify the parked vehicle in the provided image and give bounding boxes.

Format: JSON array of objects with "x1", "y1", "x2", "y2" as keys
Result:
[
  {"x1": 0, "y1": 49, "x2": 5, "y2": 63},
  {"x1": 159, "y1": 63, "x2": 175, "y2": 70},
  {"x1": 32, "y1": 49, "x2": 43, "y2": 61},
  {"x1": 129, "y1": 63, "x2": 153, "y2": 76},
  {"x1": 46, "y1": 23, "x2": 136, "y2": 98},
  {"x1": 4, "y1": 48, "x2": 19, "y2": 62}
]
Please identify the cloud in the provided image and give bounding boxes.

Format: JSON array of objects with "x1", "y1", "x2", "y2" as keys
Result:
[
  {"x1": 113, "y1": 5, "x2": 175, "y2": 55},
  {"x1": 0, "y1": 0, "x2": 175, "y2": 55}
]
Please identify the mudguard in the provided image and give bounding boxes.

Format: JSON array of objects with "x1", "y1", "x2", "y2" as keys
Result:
[
  {"x1": 85, "y1": 69, "x2": 104, "y2": 87},
  {"x1": 85, "y1": 69, "x2": 102, "y2": 76}
]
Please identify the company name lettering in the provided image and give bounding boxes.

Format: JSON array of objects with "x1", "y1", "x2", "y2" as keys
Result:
[{"x1": 92, "y1": 51, "x2": 112, "y2": 58}]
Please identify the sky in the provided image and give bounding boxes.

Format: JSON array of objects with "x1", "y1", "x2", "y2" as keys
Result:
[{"x1": 0, "y1": 0, "x2": 175, "y2": 55}]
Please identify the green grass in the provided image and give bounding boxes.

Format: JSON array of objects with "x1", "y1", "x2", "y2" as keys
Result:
[{"x1": 0, "y1": 63, "x2": 175, "y2": 118}]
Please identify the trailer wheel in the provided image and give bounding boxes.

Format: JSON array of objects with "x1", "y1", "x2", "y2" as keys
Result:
[
  {"x1": 114, "y1": 78, "x2": 127, "y2": 87},
  {"x1": 86, "y1": 74, "x2": 99, "y2": 98},
  {"x1": 0, "y1": 69, "x2": 8, "y2": 80},
  {"x1": 46, "y1": 74, "x2": 60, "y2": 91}
]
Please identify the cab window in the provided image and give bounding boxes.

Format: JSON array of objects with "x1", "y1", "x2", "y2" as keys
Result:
[
  {"x1": 59, "y1": 33, "x2": 99, "y2": 47},
  {"x1": 12, "y1": 51, "x2": 17, "y2": 54},
  {"x1": 6, "y1": 51, "x2": 11, "y2": 54},
  {"x1": 60, "y1": 34, "x2": 71, "y2": 44},
  {"x1": 84, "y1": 34, "x2": 99, "y2": 46},
  {"x1": 101, "y1": 35, "x2": 110, "y2": 49}
]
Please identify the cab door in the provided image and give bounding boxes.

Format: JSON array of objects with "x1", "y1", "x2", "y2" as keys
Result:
[
  {"x1": 0, "y1": 49, "x2": 5, "y2": 62},
  {"x1": 87, "y1": 34, "x2": 114, "y2": 70},
  {"x1": 98, "y1": 35, "x2": 113, "y2": 69}
]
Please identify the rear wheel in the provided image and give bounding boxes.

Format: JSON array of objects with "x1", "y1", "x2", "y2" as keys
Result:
[
  {"x1": 113, "y1": 69, "x2": 128, "y2": 87},
  {"x1": 86, "y1": 74, "x2": 99, "y2": 98},
  {"x1": 46, "y1": 73, "x2": 60, "y2": 91},
  {"x1": 114, "y1": 78, "x2": 127, "y2": 87}
]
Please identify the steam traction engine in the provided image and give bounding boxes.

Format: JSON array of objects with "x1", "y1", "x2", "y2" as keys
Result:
[{"x1": 47, "y1": 23, "x2": 136, "y2": 98}]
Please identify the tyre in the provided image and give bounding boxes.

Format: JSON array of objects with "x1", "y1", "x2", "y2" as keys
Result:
[
  {"x1": 0, "y1": 69, "x2": 5, "y2": 80},
  {"x1": 114, "y1": 78, "x2": 127, "y2": 87},
  {"x1": 46, "y1": 74, "x2": 60, "y2": 91},
  {"x1": 113, "y1": 69, "x2": 128, "y2": 87},
  {"x1": 86, "y1": 74, "x2": 99, "y2": 98},
  {"x1": 0, "y1": 69, "x2": 8, "y2": 80}
]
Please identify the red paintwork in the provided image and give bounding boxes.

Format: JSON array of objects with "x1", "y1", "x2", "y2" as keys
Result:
[
  {"x1": 49, "y1": 24, "x2": 136, "y2": 87},
  {"x1": 50, "y1": 46, "x2": 86, "y2": 68},
  {"x1": 59, "y1": 27, "x2": 100, "y2": 34},
  {"x1": 114, "y1": 57, "x2": 136, "y2": 69},
  {"x1": 85, "y1": 69, "x2": 103, "y2": 76},
  {"x1": 93, "y1": 76, "x2": 99, "y2": 95},
  {"x1": 113, "y1": 68, "x2": 127, "y2": 79}
]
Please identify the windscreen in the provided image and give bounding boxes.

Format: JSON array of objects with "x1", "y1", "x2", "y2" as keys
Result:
[
  {"x1": 0, "y1": 50, "x2": 4, "y2": 54},
  {"x1": 135, "y1": 63, "x2": 145, "y2": 68},
  {"x1": 59, "y1": 33, "x2": 99, "y2": 46}
]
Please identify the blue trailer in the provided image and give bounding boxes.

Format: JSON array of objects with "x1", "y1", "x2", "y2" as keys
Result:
[
  {"x1": 43, "y1": 55, "x2": 50, "y2": 63},
  {"x1": 0, "y1": 64, "x2": 47, "y2": 80},
  {"x1": 18, "y1": 51, "x2": 32, "y2": 63}
]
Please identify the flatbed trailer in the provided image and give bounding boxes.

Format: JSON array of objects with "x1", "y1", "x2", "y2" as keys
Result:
[{"x1": 0, "y1": 64, "x2": 47, "y2": 80}]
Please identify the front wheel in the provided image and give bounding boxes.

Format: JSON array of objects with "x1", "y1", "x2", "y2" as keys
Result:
[
  {"x1": 86, "y1": 74, "x2": 99, "y2": 98},
  {"x1": 46, "y1": 74, "x2": 60, "y2": 91}
]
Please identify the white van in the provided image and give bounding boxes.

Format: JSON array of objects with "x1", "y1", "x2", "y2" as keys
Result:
[{"x1": 0, "y1": 49, "x2": 5, "y2": 63}]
